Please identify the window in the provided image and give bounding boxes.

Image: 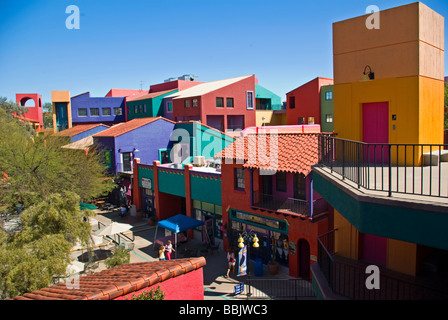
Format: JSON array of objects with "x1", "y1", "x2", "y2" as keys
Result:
[
  {"x1": 325, "y1": 91, "x2": 333, "y2": 101},
  {"x1": 298, "y1": 117, "x2": 305, "y2": 125},
  {"x1": 216, "y1": 97, "x2": 224, "y2": 108},
  {"x1": 114, "y1": 107, "x2": 122, "y2": 116},
  {"x1": 235, "y1": 168, "x2": 245, "y2": 190},
  {"x1": 102, "y1": 108, "x2": 111, "y2": 116},
  {"x1": 192, "y1": 99, "x2": 198, "y2": 107},
  {"x1": 289, "y1": 96, "x2": 296, "y2": 109},
  {"x1": 143, "y1": 104, "x2": 147, "y2": 113},
  {"x1": 294, "y1": 173, "x2": 306, "y2": 200},
  {"x1": 226, "y1": 97, "x2": 234, "y2": 108},
  {"x1": 90, "y1": 108, "x2": 99, "y2": 116},
  {"x1": 246, "y1": 91, "x2": 254, "y2": 110},
  {"x1": 276, "y1": 172, "x2": 287, "y2": 192},
  {"x1": 78, "y1": 108, "x2": 87, "y2": 117},
  {"x1": 134, "y1": 105, "x2": 138, "y2": 113},
  {"x1": 185, "y1": 100, "x2": 190, "y2": 108},
  {"x1": 308, "y1": 117, "x2": 315, "y2": 125},
  {"x1": 167, "y1": 102, "x2": 173, "y2": 112},
  {"x1": 122, "y1": 152, "x2": 132, "y2": 172},
  {"x1": 326, "y1": 114, "x2": 333, "y2": 123}
]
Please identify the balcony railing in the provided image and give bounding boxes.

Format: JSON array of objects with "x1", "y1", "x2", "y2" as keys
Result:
[
  {"x1": 252, "y1": 191, "x2": 328, "y2": 217},
  {"x1": 317, "y1": 230, "x2": 448, "y2": 300},
  {"x1": 318, "y1": 135, "x2": 448, "y2": 198}
]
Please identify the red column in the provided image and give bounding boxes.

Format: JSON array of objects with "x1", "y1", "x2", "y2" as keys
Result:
[
  {"x1": 132, "y1": 158, "x2": 142, "y2": 217},
  {"x1": 153, "y1": 160, "x2": 161, "y2": 221}
]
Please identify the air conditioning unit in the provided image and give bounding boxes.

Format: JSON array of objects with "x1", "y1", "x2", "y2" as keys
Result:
[{"x1": 193, "y1": 156, "x2": 206, "y2": 167}]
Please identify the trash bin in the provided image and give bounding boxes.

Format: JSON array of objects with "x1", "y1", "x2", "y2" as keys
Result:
[{"x1": 254, "y1": 258, "x2": 263, "y2": 277}]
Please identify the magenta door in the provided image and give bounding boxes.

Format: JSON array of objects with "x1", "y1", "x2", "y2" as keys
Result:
[
  {"x1": 363, "y1": 102, "x2": 389, "y2": 163},
  {"x1": 362, "y1": 234, "x2": 387, "y2": 265}
]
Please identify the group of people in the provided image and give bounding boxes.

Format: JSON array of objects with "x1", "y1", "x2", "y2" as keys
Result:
[{"x1": 158, "y1": 240, "x2": 175, "y2": 261}]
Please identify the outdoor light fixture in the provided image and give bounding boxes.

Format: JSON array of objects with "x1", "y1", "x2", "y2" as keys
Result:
[
  {"x1": 363, "y1": 65, "x2": 375, "y2": 80},
  {"x1": 252, "y1": 234, "x2": 260, "y2": 248},
  {"x1": 238, "y1": 235, "x2": 245, "y2": 248}
]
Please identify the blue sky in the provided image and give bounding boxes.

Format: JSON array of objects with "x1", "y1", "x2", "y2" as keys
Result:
[{"x1": 0, "y1": 0, "x2": 447, "y2": 104}]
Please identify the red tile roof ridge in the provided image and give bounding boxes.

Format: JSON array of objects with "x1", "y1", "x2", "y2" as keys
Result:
[{"x1": 12, "y1": 257, "x2": 206, "y2": 300}]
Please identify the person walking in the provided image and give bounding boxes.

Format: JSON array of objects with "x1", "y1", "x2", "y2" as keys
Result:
[
  {"x1": 165, "y1": 240, "x2": 175, "y2": 260},
  {"x1": 225, "y1": 248, "x2": 236, "y2": 278},
  {"x1": 158, "y1": 246, "x2": 166, "y2": 261}
]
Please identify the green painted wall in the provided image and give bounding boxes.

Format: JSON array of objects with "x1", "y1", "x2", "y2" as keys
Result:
[
  {"x1": 190, "y1": 174, "x2": 222, "y2": 205},
  {"x1": 127, "y1": 89, "x2": 178, "y2": 120},
  {"x1": 171, "y1": 122, "x2": 235, "y2": 162},
  {"x1": 158, "y1": 169, "x2": 185, "y2": 197},
  {"x1": 320, "y1": 85, "x2": 334, "y2": 133},
  {"x1": 313, "y1": 169, "x2": 448, "y2": 251},
  {"x1": 138, "y1": 166, "x2": 154, "y2": 189},
  {"x1": 255, "y1": 84, "x2": 283, "y2": 110}
]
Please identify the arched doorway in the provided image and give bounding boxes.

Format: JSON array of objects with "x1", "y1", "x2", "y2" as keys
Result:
[{"x1": 298, "y1": 238, "x2": 310, "y2": 279}]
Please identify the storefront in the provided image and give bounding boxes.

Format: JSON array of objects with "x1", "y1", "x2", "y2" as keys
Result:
[
  {"x1": 141, "y1": 177, "x2": 155, "y2": 218},
  {"x1": 228, "y1": 209, "x2": 290, "y2": 266},
  {"x1": 192, "y1": 200, "x2": 223, "y2": 246}
]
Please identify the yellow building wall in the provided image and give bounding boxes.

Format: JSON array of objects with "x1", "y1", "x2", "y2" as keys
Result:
[
  {"x1": 387, "y1": 239, "x2": 418, "y2": 276},
  {"x1": 255, "y1": 110, "x2": 287, "y2": 126},
  {"x1": 334, "y1": 210, "x2": 360, "y2": 260},
  {"x1": 419, "y1": 77, "x2": 445, "y2": 147}
]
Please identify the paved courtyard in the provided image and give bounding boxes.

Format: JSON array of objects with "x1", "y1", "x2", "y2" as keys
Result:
[{"x1": 69, "y1": 207, "x2": 314, "y2": 300}]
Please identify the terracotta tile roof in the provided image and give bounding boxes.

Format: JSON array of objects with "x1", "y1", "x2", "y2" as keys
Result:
[
  {"x1": 215, "y1": 133, "x2": 319, "y2": 176},
  {"x1": 54, "y1": 124, "x2": 110, "y2": 137},
  {"x1": 12, "y1": 257, "x2": 206, "y2": 300},
  {"x1": 93, "y1": 117, "x2": 174, "y2": 138}
]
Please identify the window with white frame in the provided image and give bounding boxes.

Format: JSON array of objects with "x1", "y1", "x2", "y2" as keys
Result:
[{"x1": 246, "y1": 91, "x2": 254, "y2": 110}]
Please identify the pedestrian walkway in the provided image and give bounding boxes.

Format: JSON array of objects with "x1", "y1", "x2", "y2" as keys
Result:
[{"x1": 73, "y1": 208, "x2": 314, "y2": 300}]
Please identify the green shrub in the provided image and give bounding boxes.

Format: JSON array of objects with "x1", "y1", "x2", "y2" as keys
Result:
[{"x1": 128, "y1": 286, "x2": 165, "y2": 300}]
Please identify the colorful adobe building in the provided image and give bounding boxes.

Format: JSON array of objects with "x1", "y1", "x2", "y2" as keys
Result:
[
  {"x1": 15, "y1": 93, "x2": 44, "y2": 131},
  {"x1": 311, "y1": 2, "x2": 448, "y2": 300},
  {"x1": 70, "y1": 89, "x2": 146, "y2": 126},
  {"x1": 132, "y1": 121, "x2": 234, "y2": 225},
  {"x1": 54, "y1": 123, "x2": 110, "y2": 143},
  {"x1": 215, "y1": 128, "x2": 330, "y2": 278},
  {"x1": 127, "y1": 78, "x2": 204, "y2": 121},
  {"x1": 51, "y1": 90, "x2": 72, "y2": 133},
  {"x1": 92, "y1": 117, "x2": 176, "y2": 176},
  {"x1": 286, "y1": 77, "x2": 334, "y2": 130},
  {"x1": 165, "y1": 75, "x2": 258, "y2": 132}
]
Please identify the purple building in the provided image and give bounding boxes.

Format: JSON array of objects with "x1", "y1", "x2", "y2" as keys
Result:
[
  {"x1": 71, "y1": 92, "x2": 127, "y2": 126},
  {"x1": 92, "y1": 117, "x2": 176, "y2": 176}
]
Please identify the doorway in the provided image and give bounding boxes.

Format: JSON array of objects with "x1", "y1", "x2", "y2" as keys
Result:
[
  {"x1": 298, "y1": 239, "x2": 310, "y2": 278},
  {"x1": 362, "y1": 102, "x2": 389, "y2": 163}
]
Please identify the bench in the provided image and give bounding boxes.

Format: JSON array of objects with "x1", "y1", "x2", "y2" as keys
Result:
[{"x1": 423, "y1": 150, "x2": 448, "y2": 166}]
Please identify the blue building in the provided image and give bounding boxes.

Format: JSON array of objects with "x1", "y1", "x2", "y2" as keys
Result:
[
  {"x1": 92, "y1": 117, "x2": 176, "y2": 176},
  {"x1": 71, "y1": 92, "x2": 127, "y2": 126}
]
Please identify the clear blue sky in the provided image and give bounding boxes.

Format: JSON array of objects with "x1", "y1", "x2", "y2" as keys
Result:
[{"x1": 0, "y1": 0, "x2": 447, "y2": 104}]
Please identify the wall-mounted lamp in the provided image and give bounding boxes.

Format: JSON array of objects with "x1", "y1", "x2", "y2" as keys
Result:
[
  {"x1": 133, "y1": 148, "x2": 140, "y2": 153},
  {"x1": 363, "y1": 65, "x2": 375, "y2": 80}
]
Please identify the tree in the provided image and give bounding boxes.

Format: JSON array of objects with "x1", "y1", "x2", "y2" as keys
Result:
[
  {"x1": 104, "y1": 246, "x2": 131, "y2": 269},
  {"x1": 0, "y1": 108, "x2": 115, "y2": 209},
  {"x1": 42, "y1": 102, "x2": 53, "y2": 129},
  {"x1": 0, "y1": 103, "x2": 116, "y2": 298}
]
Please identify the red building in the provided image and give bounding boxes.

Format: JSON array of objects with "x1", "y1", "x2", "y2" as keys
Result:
[
  {"x1": 166, "y1": 75, "x2": 257, "y2": 132},
  {"x1": 15, "y1": 93, "x2": 44, "y2": 131},
  {"x1": 215, "y1": 129, "x2": 330, "y2": 278},
  {"x1": 286, "y1": 77, "x2": 333, "y2": 126}
]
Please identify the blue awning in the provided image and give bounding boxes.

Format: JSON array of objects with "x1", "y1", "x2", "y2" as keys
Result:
[{"x1": 157, "y1": 214, "x2": 204, "y2": 234}]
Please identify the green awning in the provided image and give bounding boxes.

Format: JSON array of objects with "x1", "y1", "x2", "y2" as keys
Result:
[{"x1": 79, "y1": 202, "x2": 98, "y2": 210}]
